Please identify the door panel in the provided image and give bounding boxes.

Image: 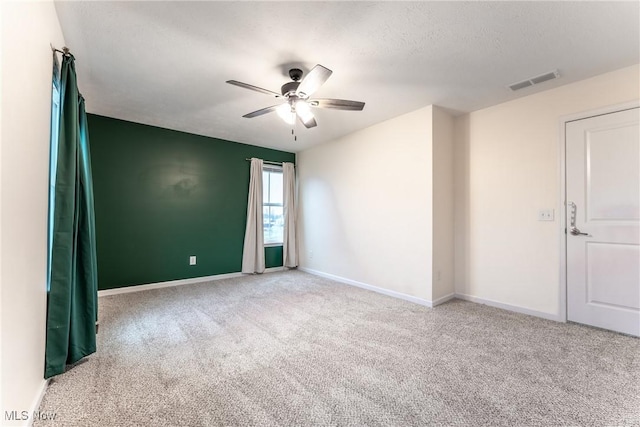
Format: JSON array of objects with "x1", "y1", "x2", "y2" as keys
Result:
[
  {"x1": 587, "y1": 125, "x2": 640, "y2": 221},
  {"x1": 566, "y1": 107, "x2": 640, "y2": 336},
  {"x1": 586, "y1": 242, "x2": 640, "y2": 309}
]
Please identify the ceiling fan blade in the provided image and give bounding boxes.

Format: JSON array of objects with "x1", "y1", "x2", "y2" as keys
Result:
[
  {"x1": 243, "y1": 104, "x2": 282, "y2": 118},
  {"x1": 309, "y1": 98, "x2": 365, "y2": 111},
  {"x1": 226, "y1": 80, "x2": 282, "y2": 98},
  {"x1": 297, "y1": 112, "x2": 317, "y2": 129},
  {"x1": 296, "y1": 65, "x2": 332, "y2": 97}
]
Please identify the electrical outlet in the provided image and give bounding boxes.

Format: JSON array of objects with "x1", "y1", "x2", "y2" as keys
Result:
[
  {"x1": 309, "y1": 250, "x2": 313, "y2": 260},
  {"x1": 537, "y1": 209, "x2": 554, "y2": 221},
  {"x1": 189, "y1": 256, "x2": 196, "y2": 266}
]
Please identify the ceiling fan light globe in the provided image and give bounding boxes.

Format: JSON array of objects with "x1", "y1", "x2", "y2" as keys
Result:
[
  {"x1": 295, "y1": 100, "x2": 310, "y2": 113},
  {"x1": 276, "y1": 103, "x2": 295, "y2": 125},
  {"x1": 295, "y1": 101, "x2": 315, "y2": 124}
]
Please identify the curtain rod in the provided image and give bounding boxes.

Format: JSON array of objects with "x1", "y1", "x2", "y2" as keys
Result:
[
  {"x1": 51, "y1": 44, "x2": 71, "y2": 57},
  {"x1": 245, "y1": 158, "x2": 289, "y2": 166}
]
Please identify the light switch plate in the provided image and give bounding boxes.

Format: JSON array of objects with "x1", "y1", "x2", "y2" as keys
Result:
[
  {"x1": 537, "y1": 209, "x2": 554, "y2": 221},
  {"x1": 189, "y1": 256, "x2": 196, "y2": 265}
]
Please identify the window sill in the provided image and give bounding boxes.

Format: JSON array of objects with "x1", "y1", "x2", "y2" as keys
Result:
[{"x1": 264, "y1": 243, "x2": 283, "y2": 248}]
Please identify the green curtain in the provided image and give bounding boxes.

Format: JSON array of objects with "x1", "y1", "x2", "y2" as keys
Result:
[{"x1": 45, "y1": 54, "x2": 98, "y2": 379}]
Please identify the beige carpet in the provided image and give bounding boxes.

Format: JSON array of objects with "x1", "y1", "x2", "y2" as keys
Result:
[{"x1": 36, "y1": 270, "x2": 639, "y2": 426}]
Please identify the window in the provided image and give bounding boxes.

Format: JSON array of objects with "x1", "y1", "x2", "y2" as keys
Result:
[{"x1": 263, "y1": 166, "x2": 283, "y2": 245}]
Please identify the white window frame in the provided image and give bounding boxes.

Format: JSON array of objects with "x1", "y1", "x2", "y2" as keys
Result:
[{"x1": 263, "y1": 165, "x2": 284, "y2": 247}]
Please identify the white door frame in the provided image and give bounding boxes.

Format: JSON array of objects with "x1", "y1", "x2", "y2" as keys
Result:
[{"x1": 557, "y1": 100, "x2": 640, "y2": 323}]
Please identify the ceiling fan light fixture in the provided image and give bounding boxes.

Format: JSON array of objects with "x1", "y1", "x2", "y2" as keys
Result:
[
  {"x1": 276, "y1": 103, "x2": 295, "y2": 125},
  {"x1": 227, "y1": 63, "x2": 364, "y2": 132}
]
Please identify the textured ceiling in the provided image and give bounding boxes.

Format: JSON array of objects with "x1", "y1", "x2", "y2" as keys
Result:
[{"x1": 54, "y1": 1, "x2": 639, "y2": 152}]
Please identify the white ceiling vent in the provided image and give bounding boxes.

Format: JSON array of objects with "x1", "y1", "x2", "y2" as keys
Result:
[{"x1": 508, "y1": 70, "x2": 560, "y2": 91}]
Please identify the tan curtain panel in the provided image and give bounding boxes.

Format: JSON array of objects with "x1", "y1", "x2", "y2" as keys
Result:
[
  {"x1": 283, "y1": 162, "x2": 298, "y2": 268},
  {"x1": 241, "y1": 158, "x2": 265, "y2": 273}
]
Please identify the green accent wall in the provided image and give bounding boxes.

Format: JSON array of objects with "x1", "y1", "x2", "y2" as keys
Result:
[{"x1": 88, "y1": 114, "x2": 295, "y2": 290}]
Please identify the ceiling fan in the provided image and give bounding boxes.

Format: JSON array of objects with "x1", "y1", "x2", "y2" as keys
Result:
[{"x1": 226, "y1": 64, "x2": 365, "y2": 131}]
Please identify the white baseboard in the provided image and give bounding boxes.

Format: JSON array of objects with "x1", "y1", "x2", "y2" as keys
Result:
[
  {"x1": 98, "y1": 266, "x2": 286, "y2": 297},
  {"x1": 432, "y1": 292, "x2": 456, "y2": 307},
  {"x1": 298, "y1": 267, "x2": 435, "y2": 307},
  {"x1": 455, "y1": 292, "x2": 562, "y2": 322},
  {"x1": 26, "y1": 379, "x2": 49, "y2": 427},
  {"x1": 97, "y1": 266, "x2": 561, "y2": 323},
  {"x1": 297, "y1": 267, "x2": 561, "y2": 322}
]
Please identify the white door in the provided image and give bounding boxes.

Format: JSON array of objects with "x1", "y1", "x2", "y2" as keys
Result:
[{"x1": 566, "y1": 107, "x2": 640, "y2": 336}]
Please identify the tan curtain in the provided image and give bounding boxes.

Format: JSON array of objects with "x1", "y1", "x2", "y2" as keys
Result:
[
  {"x1": 282, "y1": 162, "x2": 298, "y2": 268},
  {"x1": 241, "y1": 158, "x2": 265, "y2": 273}
]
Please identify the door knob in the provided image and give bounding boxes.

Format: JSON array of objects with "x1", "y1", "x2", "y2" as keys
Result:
[
  {"x1": 570, "y1": 226, "x2": 590, "y2": 237},
  {"x1": 568, "y1": 202, "x2": 591, "y2": 236}
]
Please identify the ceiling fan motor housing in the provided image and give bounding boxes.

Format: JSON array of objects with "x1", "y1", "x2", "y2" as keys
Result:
[
  {"x1": 281, "y1": 68, "x2": 304, "y2": 96},
  {"x1": 281, "y1": 81, "x2": 300, "y2": 96}
]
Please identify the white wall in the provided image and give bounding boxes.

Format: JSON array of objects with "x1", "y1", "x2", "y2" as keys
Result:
[
  {"x1": 432, "y1": 107, "x2": 455, "y2": 300},
  {"x1": 298, "y1": 106, "x2": 434, "y2": 301},
  {"x1": 453, "y1": 64, "x2": 640, "y2": 318},
  {"x1": 1, "y1": 1, "x2": 66, "y2": 424}
]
